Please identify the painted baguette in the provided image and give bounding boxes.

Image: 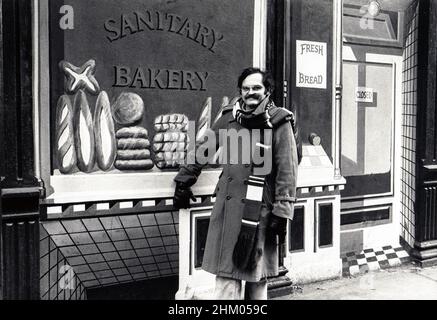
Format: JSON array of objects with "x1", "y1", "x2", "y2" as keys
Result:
[
  {"x1": 73, "y1": 90, "x2": 96, "y2": 173},
  {"x1": 55, "y1": 95, "x2": 77, "y2": 174},
  {"x1": 196, "y1": 97, "x2": 212, "y2": 143},
  {"x1": 94, "y1": 91, "x2": 116, "y2": 171}
]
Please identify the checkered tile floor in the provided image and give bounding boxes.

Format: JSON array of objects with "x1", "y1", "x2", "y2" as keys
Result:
[{"x1": 342, "y1": 245, "x2": 411, "y2": 276}]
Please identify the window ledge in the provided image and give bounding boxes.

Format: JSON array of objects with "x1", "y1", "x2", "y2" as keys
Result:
[{"x1": 44, "y1": 169, "x2": 222, "y2": 204}]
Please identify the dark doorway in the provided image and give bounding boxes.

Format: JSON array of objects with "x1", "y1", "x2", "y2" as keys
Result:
[{"x1": 86, "y1": 276, "x2": 178, "y2": 300}]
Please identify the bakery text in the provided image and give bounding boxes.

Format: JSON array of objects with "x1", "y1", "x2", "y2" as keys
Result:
[
  {"x1": 113, "y1": 66, "x2": 209, "y2": 91},
  {"x1": 104, "y1": 10, "x2": 224, "y2": 53}
]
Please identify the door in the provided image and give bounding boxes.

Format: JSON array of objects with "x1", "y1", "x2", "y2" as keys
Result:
[
  {"x1": 341, "y1": 45, "x2": 402, "y2": 230},
  {"x1": 342, "y1": 59, "x2": 394, "y2": 199}
]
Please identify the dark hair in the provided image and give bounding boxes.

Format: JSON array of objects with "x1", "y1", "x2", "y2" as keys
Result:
[{"x1": 237, "y1": 67, "x2": 275, "y2": 93}]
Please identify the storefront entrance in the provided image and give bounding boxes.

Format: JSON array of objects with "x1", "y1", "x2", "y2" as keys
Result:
[
  {"x1": 340, "y1": 0, "x2": 406, "y2": 254},
  {"x1": 342, "y1": 56, "x2": 397, "y2": 199}
]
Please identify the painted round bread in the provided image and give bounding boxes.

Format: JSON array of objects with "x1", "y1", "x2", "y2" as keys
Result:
[
  {"x1": 73, "y1": 90, "x2": 96, "y2": 173},
  {"x1": 112, "y1": 92, "x2": 144, "y2": 125},
  {"x1": 55, "y1": 95, "x2": 77, "y2": 174},
  {"x1": 94, "y1": 91, "x2": 116, "y2": 171}
]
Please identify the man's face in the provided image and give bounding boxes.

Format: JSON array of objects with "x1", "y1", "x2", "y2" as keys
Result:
[{"x1": 241, "y1": 73, "x2": 268, "y2": 107}]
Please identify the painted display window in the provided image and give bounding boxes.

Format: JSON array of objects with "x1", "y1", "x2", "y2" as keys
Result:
[
  {"x1": 47, "y1": 0, "x2": 254, "y2": 177},
  {"x1": 36, "y1": 0, "x2": 260, "y2": 204}
]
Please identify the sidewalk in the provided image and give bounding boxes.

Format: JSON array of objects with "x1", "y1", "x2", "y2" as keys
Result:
[{"x1": 274, "y1": 262, "x2": 437, "y2": 300}]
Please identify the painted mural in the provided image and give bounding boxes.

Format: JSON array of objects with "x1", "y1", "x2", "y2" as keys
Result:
[
  {"x1": 55, "y1": 59, "x2": 224, "y2": 174},
  {"x1": 50, "y1": 0, "x2": 254, "y2": 175}
]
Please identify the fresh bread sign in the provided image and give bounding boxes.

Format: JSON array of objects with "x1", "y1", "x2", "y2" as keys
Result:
[{"x1": 296, "y1": 40, "x2": 327, "y2": 89}]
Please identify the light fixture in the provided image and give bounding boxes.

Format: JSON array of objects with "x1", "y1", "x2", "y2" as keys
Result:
[{"x1": 367, "y1": 0, "x2": 381, "y2": 17}]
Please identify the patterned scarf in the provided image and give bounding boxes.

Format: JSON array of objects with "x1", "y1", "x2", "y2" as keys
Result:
[{"x1": 232, "y1": 97, "x2": 275, "y2": 129}]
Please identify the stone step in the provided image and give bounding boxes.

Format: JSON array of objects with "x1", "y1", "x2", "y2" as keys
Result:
[
  {"x1": 267, "y1": 276, "x2": 293, "y2": 290},
  {"x1": 267, "y1": 272, "x2": 302, "y2": 299}
]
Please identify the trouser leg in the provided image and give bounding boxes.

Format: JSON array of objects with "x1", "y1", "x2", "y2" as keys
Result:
[
  {"x1": 214, "y1": 276, "x2": 243, "y2": 300},
  {"x1": 245, "y1": 279, "x2": 268, "y2": 300}
]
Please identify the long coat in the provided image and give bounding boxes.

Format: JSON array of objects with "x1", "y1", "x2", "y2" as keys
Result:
[{"x1": 174, "y1": 101, "x2": 298, "y2": 282}]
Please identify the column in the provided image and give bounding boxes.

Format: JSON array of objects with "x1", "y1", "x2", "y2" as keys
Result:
[{"x1": 0, "y1": 0, "x2": 41, "y2": 299}]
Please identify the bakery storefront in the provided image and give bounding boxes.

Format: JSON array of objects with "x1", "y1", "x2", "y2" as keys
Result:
[
  {"x1": 2, "y1": 0, "x2": 437, "y2": 300},
  {"x1": 39, "y1": 0, "x2": 264, "y2": 300}
]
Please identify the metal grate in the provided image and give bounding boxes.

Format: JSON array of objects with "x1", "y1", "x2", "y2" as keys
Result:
[
  {"x1": 400, "y1": 1, "x2": 419, "y2": 248},
  {"x1": 40, "y1": 211, "x2": 179, "y2": 291},
  {"x1": 40, "y1": 225, "x2": 87, "y2": 300}
]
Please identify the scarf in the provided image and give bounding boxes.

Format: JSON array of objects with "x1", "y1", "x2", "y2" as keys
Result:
[
  {"x1": 232, "y1": 97, "x2": 294, "y2": 130},
  {"x1": 233, "y1": 97, "x2": 274, "y2": 129},
  {"x1": 231, "y1": 97, "x2": 299, "y2": 270}
]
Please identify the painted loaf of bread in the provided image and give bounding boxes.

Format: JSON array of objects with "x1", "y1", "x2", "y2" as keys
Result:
[
  {"x1": 152, "y1": 113, "x2": 189, "y2": 169},
  {"x1": 196, "y1": 97, "x2": 212, "y2": 142},
  {"x1": 112, "y1": 92, "x2": 144, "y2": 125},
  {"x1": 94, "y1": 91, "x2": 116, "y2": 171},
  {"x1": 154, "y1": 114, "x2": 188, "y2": 132},
  {"x1": 55, "y1": 95, "x2": 77, "y2": 174},
  {"x1": 73, "y1": 90, "x2": 96, "y2": 173},
  {"x1": 114, "y1": 125, "x2": 154, "y2": 171}
]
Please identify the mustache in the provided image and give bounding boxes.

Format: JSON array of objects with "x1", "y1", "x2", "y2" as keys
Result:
[{"x1": 244, "y1": 94, "x2": 260, "y2": 99}]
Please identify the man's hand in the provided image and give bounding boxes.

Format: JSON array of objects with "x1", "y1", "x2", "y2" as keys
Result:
[
  {"x1": 173, "y1": 182, "x2": 196, "y2": 209},
  {"x1": 267, "y1": 215, "x2": 287, "y2": 239}
]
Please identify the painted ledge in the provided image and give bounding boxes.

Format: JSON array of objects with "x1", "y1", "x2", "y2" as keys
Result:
[{"x1": 44, "y1": 168, "x2": 222, "y2": 204}]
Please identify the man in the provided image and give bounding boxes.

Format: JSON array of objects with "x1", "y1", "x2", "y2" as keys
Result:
[{"x1": 173, "y1": 67, "x2": 298, "y2": 300}]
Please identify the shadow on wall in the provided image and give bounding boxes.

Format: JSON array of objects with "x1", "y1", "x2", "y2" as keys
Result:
[{"x1": 341, "y1": 154, "x2": 361, "y2": 176}]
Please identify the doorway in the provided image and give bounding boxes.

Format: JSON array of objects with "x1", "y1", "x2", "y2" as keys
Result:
[
  {"x1": 340, "y1": 44, "x2": 403, "y2": 251},
  {"x1": 341, "y1": 51, "x2": 399, "y2": 200}
]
